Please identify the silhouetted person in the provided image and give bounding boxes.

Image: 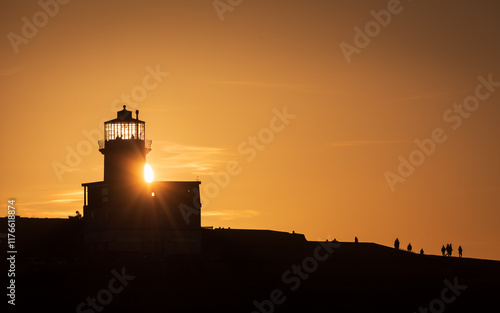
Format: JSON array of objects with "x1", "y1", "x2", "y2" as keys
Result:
[
  {"x1": 420, "y1": 249, "x2": 424, "y2": 255},
  {"x1": 407, "y1": 243, "x2": 412, "y2": 252},
  {"x1": 333, "y1": 238, "x2": 338, "y2": 242},
  {"x1": 441, "y1": 245, "x2": 446, "y2": 256},
  {"x1": 458, "y1": 246, "x2": 463, "y2": 258},
  {"x1": 446, "y1": 244, "x2": 450, "y2": 256},
  {"x1": 354, "y1": 237, "x2": 358, "y2": 243},
  {"x1": 449, "y1": 244, "x2": 453, "y2": 257},
  {"x1": 394, "y1": 238, "x2": 400, "y2": 250}
]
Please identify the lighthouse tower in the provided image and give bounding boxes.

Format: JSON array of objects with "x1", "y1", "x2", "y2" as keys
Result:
[
  {"x1": 82, "y1": 106, "x2": 201, "y2": 255},
  {"x1": 99, "y1": 105, "x2": 151, "y2": 184}
]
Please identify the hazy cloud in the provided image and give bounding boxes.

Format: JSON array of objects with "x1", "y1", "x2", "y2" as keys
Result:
[
  {"x1": 53, "y1": 190, "x2": 83, "y2": 197},
  {"x1": 202, "y1": 209, "x2": 260, "y2": 220},
  {"x1": 212, "y1": 80, "x2": 299, "y2": 88},
  {"x1": 0, "y1": 65, "x2": 25, "y2": 76},
  {"x1": 20, "y1": 198, "x2": 81, "y2": 206},
  {"x1": 154, "y1": 141, "x2": 236, "y2": 174},
  {"x1": 380, "y1": 91, "x2": 462, "y2": 103},
  {"x1": 329, "y1": 140, "x2": 410, "y2": 148}
]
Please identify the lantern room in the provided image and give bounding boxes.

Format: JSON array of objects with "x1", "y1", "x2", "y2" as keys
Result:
[
  {"x1": 98, "y1": 105, "x2": 152, "y2": 152},
  {"x1": 104, "y1": 105, "x2": 145, "y2": 141}
]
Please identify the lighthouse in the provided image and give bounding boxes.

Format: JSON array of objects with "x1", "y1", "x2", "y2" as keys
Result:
[{"x1": 82, "y1": 106, "x2": 201, "y2": 254}]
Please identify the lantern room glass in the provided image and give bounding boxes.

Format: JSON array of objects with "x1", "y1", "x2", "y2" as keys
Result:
[{"x1": 104, "y1": 121, "x2": 145, "y2": 141}]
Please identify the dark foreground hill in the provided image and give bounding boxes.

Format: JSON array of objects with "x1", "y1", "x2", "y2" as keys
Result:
[{"x1": 3, "y1": 218, "x2": 500, "y2": 313}]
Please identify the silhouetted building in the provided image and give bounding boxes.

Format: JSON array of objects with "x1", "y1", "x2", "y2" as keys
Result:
[{"x1": 82, "y1": 106, "x2": 201, "y2": 254}]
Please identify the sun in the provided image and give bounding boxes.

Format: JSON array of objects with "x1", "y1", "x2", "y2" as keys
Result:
[{"x1": 144, "y1": 163, "x2": 154, "y2": 183}]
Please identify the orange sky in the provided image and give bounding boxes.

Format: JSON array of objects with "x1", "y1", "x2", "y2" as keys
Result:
[{"x1": 1, "y1": 0, "x2": 500, "y2": 260}]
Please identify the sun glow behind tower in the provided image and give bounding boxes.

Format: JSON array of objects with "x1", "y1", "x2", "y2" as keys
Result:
[{"x1": 144, "y1": 163, "x2": 154, "y2": 183}]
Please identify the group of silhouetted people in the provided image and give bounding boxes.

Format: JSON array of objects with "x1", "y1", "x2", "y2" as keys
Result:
[
  {"x1": 394, "y1": 238, "x2": 463, "y2": 257},
  {"x1": 441, "y1": 244, "x2": 463, "y2": 257}
]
